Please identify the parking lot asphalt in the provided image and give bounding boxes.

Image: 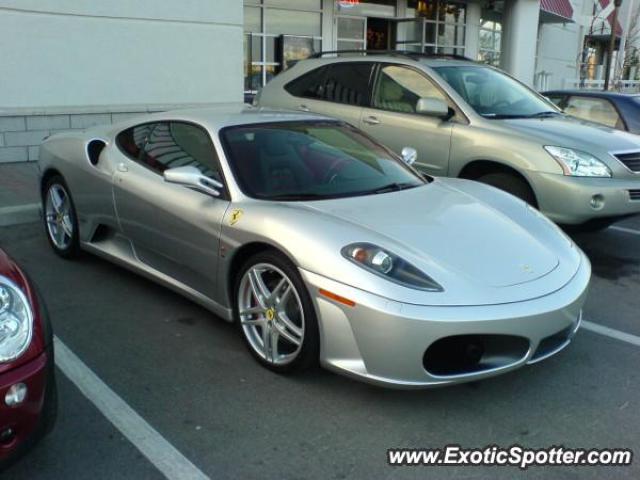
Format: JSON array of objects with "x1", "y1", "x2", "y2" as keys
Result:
[{"x1": 1, "y1": 217, "x2": 640, "y2": 479}]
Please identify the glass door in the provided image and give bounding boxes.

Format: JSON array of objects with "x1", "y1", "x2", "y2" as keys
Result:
[
  {"x1": 337, "y1": 16, "x2": 367, "y2": 51},
  {"x1": 397, "y1": 1, "x2": 467, "y2": 55},
  {"x1": 395, "y1": 18, "x2": 427, "y2": 52},
  {"x1": 395, "y1": 16, "x2": 465, "y2": 55}
]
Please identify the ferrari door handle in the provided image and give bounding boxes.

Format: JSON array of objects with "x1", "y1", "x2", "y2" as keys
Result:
[
  {"x1": 299, "y1": 104, "x2": 310, "y2": 112},
  {"x1": 363, "y1": 116, "x2": 380, "y2": 125},
  {"x1": 117, "y1": 162, "x2": 128, "y2": 173}
]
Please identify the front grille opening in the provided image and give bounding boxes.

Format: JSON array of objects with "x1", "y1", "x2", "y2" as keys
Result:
[
  {"x1": 629, "y1": 190, "x2": 640, "y2": 201},
  {"x1": 423, "y1": 334, "x2": 530, "y2": 377},
  {"x1": 531, "y1": 325, "x2": 573, "y2": 361},
  {"x1": 615, "y1": 152, "x2": 640, "y2": 172}
]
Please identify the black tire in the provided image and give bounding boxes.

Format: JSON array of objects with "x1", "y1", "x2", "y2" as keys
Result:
[
  {"x1": 41, "y1": 367, "x2": 58, "y2": 437},
  {"x1": 234, "y1": 250, "x2": 319, "y2": 374},
  {"x1": 476, "y1": 172, "x2": 537, "y2": 207},
  {"x1": 42, "y1": 175, "x2": 80, "y2": 259},
  {"x1": 564, "y1": 217, "x2": 617, "y2": 233}
]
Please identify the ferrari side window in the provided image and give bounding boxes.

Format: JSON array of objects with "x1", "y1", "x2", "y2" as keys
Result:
[
  {"x1": 138, "y1": 122, "x2": 223, "y2": 182},
  {"x1": 116, "y1": 123, "x2": 154, "y2": 160}
]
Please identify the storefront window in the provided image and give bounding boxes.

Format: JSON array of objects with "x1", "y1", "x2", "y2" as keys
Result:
[
  {"x1": 243, "y1": 1, "x2": 322, "y2": 95},
  {"x1": 244, "y1": 6, "x2": 261, "y2": 32},
  {"x1": 400, "y1": 1, "x2": 467, "y2": 55},
  {"x1": 337, "y1": 17, "x2": 366, "y2": 51},
  {"x1": 265, "y1": 10, "x2": 322, "y2": 36},
  {"x1": 266, "y1": 0, "x2": 320, "y2": 8},
  {"x1": 478, "y1": 19, "x2": 501, "y2": 66}
]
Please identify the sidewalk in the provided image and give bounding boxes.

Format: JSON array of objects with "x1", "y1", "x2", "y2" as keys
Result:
[{"x1": 0, "y1": 162, "x2": 41, "y2": 226}]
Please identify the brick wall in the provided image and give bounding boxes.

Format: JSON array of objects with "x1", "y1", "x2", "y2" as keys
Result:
[{"x1": 0, "y1": 111, "x2": 144, "y2": 164}]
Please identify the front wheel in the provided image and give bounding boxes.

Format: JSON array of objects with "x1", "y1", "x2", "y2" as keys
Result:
[
  {"x1": 43, "y1": 176, "x2": 80, "y2": 258},
  {"x1": 476, "y1": 172, "x2": 537, "y2": 207},
  {"x1": 564, "y1": 217, "x2": 618, "y2": 233},
  {"x1": 234, "y1": 251, "x2": 319, "y2": 374}
]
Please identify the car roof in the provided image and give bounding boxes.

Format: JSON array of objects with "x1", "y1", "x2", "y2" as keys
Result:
[
  {"x1": 543, "y1": 89, "x2": 640, "y2": 99},
  {"x1": 121, "y1": 105, "x2": 336, "y2": 131},
  {"x1": 418, "y1": 58, "x2": 480, "y2": 68},
  {"x1": 296, "y1": 53, "x2": 479, "y2": 69}
]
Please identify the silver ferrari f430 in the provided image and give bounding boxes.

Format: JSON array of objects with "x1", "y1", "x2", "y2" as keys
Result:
[{"x1": 38, "y1": 106, "x2": 590, "y2": 387}]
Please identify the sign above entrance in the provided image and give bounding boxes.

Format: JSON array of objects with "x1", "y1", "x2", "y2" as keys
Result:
[
  {"x1": 338, "y1": 0, "x2": 360, "y2": 7},
  {"x1": 336, "y1": 0, "x2": 396, "y2": 17}
]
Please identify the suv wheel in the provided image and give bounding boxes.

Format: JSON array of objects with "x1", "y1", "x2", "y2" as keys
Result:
[{"x1": 476, "y1": 172, "x2": 537, "y2": 207}]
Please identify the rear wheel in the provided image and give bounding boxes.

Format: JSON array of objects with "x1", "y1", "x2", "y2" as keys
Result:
[
  {"x1": 476, "y1": 172, "x2": 537, "y2": 207},
  {"x1": 43, "y1": 176, "x2": 80, "y2": 259},
  {"x1": 234, "y1": 250, "x2": 319, "y2": 374}
]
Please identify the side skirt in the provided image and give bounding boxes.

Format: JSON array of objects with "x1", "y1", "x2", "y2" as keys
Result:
[{"x1": 81, "y1": 238, "x2": 233, "y2": 322}]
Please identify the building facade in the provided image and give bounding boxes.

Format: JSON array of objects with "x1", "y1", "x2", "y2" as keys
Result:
[
  {"x1": 243, "y1": 0, "x2": 637, "y2": 94},
  {"x1": 0, "y1": 0, "x2": 636, "y2": 164},
  {"x1": 0, "y1": 0, "x2": 243, "y2": 163}
]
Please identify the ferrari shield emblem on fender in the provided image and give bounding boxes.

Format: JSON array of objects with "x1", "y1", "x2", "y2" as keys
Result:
[
  {"x1": 230, "y1": 209, "x2": 243, "y2": 225},
  {"x1": 521, "y1": 264, "x2": 534, "y2": 274}
]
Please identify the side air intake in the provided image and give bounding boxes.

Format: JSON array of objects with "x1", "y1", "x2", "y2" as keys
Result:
[{"x1": 86, "y1": 139, "x2": 107, "y2": 166}]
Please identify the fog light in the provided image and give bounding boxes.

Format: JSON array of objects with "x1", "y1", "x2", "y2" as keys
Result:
[
  {"x1": 590, "y1": 194, "x2": 604, "y2": 209},
  {"x1": 0, "y1": 427, "x2": 15, "y2": 444},
  {"x1": 5, "y1": 383, "x2": 27, "y2": 407}
]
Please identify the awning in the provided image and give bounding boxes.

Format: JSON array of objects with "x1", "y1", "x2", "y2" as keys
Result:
[
  {"x1": 598, "y1": 0, "x2": 623, "y2": 36},
  {"x1": 539, "y1": 0, "x2": 574, "y2": 23}
]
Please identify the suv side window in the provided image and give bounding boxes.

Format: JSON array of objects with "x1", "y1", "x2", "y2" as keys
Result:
[
  {"x1": 285, "y1": 66, "x2": 329, "y2": 100},
  {"x1": 285, "y1": 63, "x2": 373, "y2": 107},
  {"x1": 373, "y1": 65, "x2": 447, "y2": 114},
  {"x1": 139, "y1": 122, "x2": 223, "y2": 181},
  {"x1": 565, "y1": 96, "x2": 623, "y2": 129},
  {"x1": 322, "y1": 63, "x2": 373, "y2": 106},
  {"x1": 545, "y1": 95, "x2": 565, "y2": 107}
]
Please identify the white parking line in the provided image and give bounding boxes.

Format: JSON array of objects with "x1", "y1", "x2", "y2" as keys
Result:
[
  {"x1": 609, "y1": 225, "x2": 640, "y2": 236},
  {"x1": 582, "y1": 320, "x2": 640, "y2": 348},
  {"x1": 0, "y1": 203, "x2": 40, "y2": 227},
  {"x1": 53, "y1": 336, "x2": 210, "y2": 480}
]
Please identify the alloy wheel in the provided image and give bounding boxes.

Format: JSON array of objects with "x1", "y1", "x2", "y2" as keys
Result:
[
  {"x1": 45, "y1": 184, "x2": 74, "y2": 251},
  {"x1": 238, "y1": 263, "x2": 305, "y2": 365}
]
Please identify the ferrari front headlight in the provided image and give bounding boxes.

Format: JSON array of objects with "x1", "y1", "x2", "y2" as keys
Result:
[
  {"x1": 341, "y1": 243, "x2": 443, "y2": 292},
  {"x1": 0, "y1": 276, "x2": 33, "y2": 363},
  {"x1": 544, "y1": 146, "x2": 612, "y2": 177}
]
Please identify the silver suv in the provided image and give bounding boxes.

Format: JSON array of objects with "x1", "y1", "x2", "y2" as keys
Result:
[{"x1": 257, "y1": 52, "x2": 640, "y2": 229}]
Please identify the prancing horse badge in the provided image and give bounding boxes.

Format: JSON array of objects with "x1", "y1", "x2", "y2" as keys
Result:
[{"x1": 230, "y1": 209, "x2": 243, "y2": 225}]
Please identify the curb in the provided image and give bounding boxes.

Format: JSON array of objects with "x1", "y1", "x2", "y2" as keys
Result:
[{"x1": 0, "y1": 203, "x2": 41, "y2": 227}]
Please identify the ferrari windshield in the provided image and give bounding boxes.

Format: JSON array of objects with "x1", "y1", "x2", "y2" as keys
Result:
[
  {"x1": 221, "y1": 121, "x2": 426, "y2": 201},
  {"x1": 434, "y1": 66, "x2": 559, "y2": 119}
]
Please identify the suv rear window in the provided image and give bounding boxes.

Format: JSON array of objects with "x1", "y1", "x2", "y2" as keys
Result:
[
  {"x1": 285, "y1": 63, "x2": 373, "y2": 107},
  {"x1": 285, "y1": 66, "x2": 328, "y2": 99}
]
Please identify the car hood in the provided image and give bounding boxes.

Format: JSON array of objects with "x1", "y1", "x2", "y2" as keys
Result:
[
  {"x1": 500, "y1": 115, "x2": 640, "y2": 152},
  {"x1": 294, "y1": 178, "x2": 583, "y2": 306},
  {"x1": 305, "y1": 181, "x2": 558, "y2": 288}
]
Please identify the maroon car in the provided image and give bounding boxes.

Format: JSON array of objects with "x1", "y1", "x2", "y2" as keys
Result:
[{"x1": 0, "y1": 248, "x2": 56, "y2": 469}]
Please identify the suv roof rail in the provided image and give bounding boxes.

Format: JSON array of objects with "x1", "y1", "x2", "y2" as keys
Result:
[{"x1": 308, "y1": 50, "x2": 475, "y2": 62}]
